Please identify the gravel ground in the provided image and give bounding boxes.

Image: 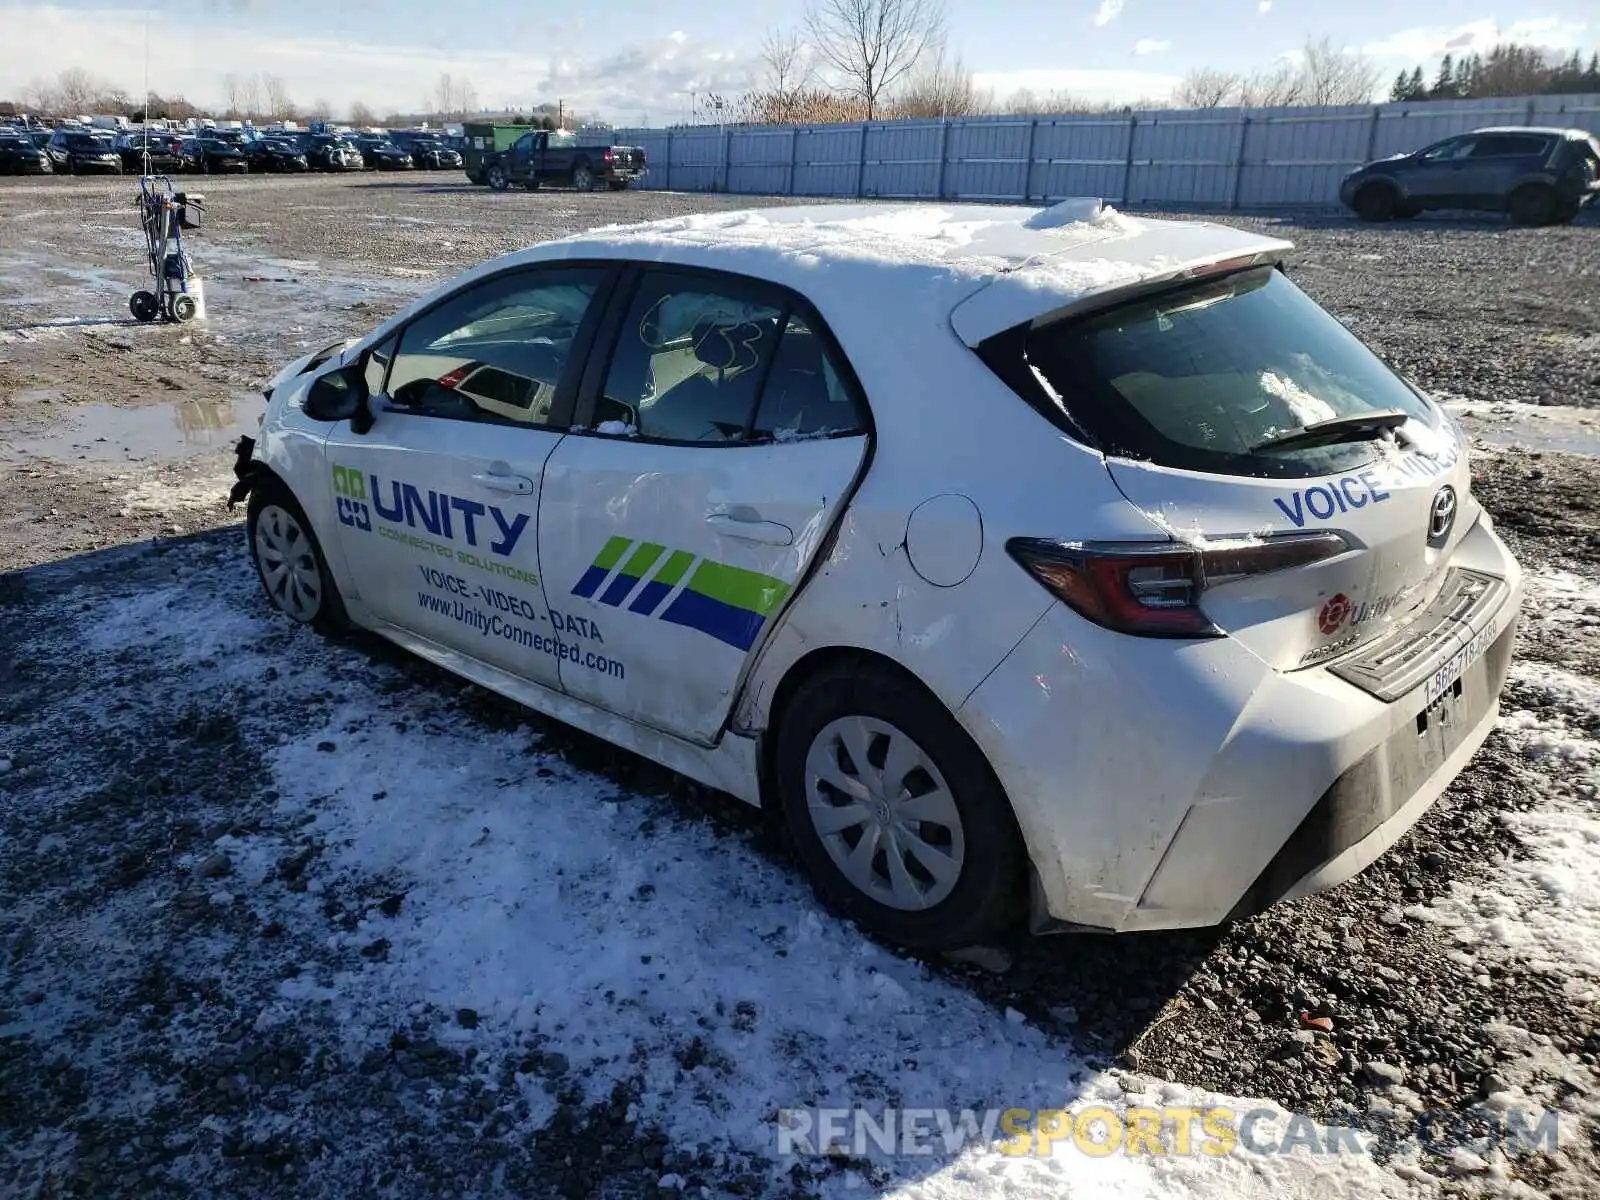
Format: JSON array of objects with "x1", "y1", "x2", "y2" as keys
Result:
[{"x1": 2, "y1": 174, "x2": 1599, "y2": 1198}]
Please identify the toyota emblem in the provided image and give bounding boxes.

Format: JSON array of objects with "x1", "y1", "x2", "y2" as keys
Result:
[{"x1": 1428, "y1": 486, "x2": 1457, "y2": 544}]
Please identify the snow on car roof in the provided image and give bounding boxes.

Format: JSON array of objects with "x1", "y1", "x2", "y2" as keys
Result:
[{"x1": 521, "y1": 200, "x2": 1292, "y2": 346}]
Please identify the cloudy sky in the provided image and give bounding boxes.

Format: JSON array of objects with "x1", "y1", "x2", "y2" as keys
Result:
[{"x1": 0, "y1": 1, "x2": 1591, "y2": 123}]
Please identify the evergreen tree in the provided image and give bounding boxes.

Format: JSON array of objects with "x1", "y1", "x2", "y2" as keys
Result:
[
  {"x1": 1408, "y1": 66, "x2": 1426, "y2": 99},
  {"x1": 1587, "y1": 52, "x2": 1600, "y2": 91},
  {"x1": 1390, "y1": 71, "x2": 1410, "y2": 102},
  {"x1": 1432, "y1": 54, "x2": 1455, "y2": 99}
]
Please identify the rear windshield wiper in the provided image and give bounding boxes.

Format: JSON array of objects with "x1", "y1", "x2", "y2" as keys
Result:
[{"x1": 1251, "y1": 409, "x2": 1409, "y2": 454}]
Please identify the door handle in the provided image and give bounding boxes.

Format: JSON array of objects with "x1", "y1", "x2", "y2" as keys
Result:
[
  {"x1": 706, "y1": 513, "x2": 794, "y2": 546},
  {"x1": 472, "y1": 471, "x2": 534, "y2": 495}
]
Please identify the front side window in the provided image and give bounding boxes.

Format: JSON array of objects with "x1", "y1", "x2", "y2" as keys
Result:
[
  {"x1": 383, "y1": 269, "x2": 603, "y2": 426},
  {"x1": 599, "y1": 277, "x2": 783, "y2": 441},
  {"x1": 1016, "y1": 266, "x2": 1433, "y2": 478},
  {"x1": 1420, "y1": 137, "x2": 1475, "y2": 161}
]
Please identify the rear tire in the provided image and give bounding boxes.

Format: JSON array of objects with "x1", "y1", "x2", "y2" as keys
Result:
[
  {"x1": 129, "y1": 290, "x2": 159, "y2": 322},
  {"x1": 1354, "y1": 183, "x2": 1397, "y2": 222},
  {"x1": 773, "y1": 662, "x2": 1026, "y2": 951},
  {"x1": 487, "y1": 164, "x2": 509, "y2": 191},
  {"x1": 1508, "y1": 184, "x2": 1557, "y2": 227},
  {"x1": 247, "y1": 477, "x2": 349, "y2": 634},
  {"x1": 572, "y1": 163, "x2": 595, "y2": 192},
  {"x1": 608, "y1": 180, "x2": 629, "y2": 191},
  {"x1": 171, "y1": 294, "x2": 197, "y2": 323}
]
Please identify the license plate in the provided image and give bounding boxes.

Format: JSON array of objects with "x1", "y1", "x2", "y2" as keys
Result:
[{"x1": 1424, "y1": 621, "x2": 1498, "y2": 705}]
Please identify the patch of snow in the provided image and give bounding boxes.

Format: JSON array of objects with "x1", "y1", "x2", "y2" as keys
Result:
[{"x1": 594, "y1": 419, "x2": 637, "y2": 437}]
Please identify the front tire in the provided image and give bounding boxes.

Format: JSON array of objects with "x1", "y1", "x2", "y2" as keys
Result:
[
  {"x1": 247, "y1": 478, "x2": 349, "y2": 633},
  {"x1": 1354, "y1": 183, "x2": 1397, "y2": 221},
  {"x1": 774, "y1": 662, "x2": 1025, "y2": 951}
]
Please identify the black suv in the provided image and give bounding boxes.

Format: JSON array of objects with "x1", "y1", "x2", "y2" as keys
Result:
[
  {"x1": 1341, "y1": 126, "x2": 1600, "y2": 225},
  {"x1": 390, "y1": 130, "x2": 462, "y2": 170},
  {"x1": 298, "y1": 133, "x2": 365, "y2": 171},
  {"x1": 116, "y1": 134, "x2": 187, "y2": 174},
  {"x1": 179, "y1": 137, "x2": 249, "y2": 174},
  {"x1": 0, "y1": 129, "x2": 51, "y2": 174},
  {"x1": 46, "y1": 130, "x2": 123, "y2": 174},
  {"x1": 248, "y1": 138, "x2": 310, "y2": 172},
  {"x1": 353, "y1": 134, "x2": 414, "y2": 170}
]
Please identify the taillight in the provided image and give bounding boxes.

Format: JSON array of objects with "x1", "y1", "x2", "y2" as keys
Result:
[
  {"x1": 1007, "y1": 533, "x2": 1349, "y2": 638},
  {"x1": 603, "y1": 149, "x2": 615, "y2": 163},
  {"x1": 436, "y1": 365, "x2": 472, "y2": 390}
]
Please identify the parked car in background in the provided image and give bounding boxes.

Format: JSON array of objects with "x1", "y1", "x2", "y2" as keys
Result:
[
  {"x1": 483, "y1": 128, "x2": 647, "y2": 192},
  {"x1": 45, "y1": 130, "x2": 122, "y2": 173},
  {"x1": 353, "y1": 133, "x2": 414, "y2": 171},
  {"x1": 232, "y1": 200, "x2": 1523, "y2": 951},
  {"x1": 248, "y1": 138, "x2": 310, "y2": 173},
  {"x1": 0, "y1": 128, "x2": 52, "y2": 174},
  {"x1": 390, "y1": 129, "x2": 462, "y2": 170},
  {"x1": 1341, "y1": 126, "x2": 1600, "y2": 225},
  {"x1": 116, "y1": 133, "x2": 188, "y2": 174},
  {"x1": 299, "y1": 133, "x2": 365, "y2": 172},
  {"x1": 179, "y1": 136, "x2": 249, "y2": 174}
]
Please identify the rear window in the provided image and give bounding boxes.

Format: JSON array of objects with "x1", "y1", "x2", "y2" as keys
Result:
[{"x1": 990, "y1": 266, "x2": 1435, "y2": 479}]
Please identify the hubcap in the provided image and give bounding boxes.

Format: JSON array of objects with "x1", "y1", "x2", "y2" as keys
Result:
[
  {"x1": 804, "y1": 715, "x2": 965, "y2": 910},
  {"x1": 254, "y1": 505, "x2": 322, "y2": 622}
]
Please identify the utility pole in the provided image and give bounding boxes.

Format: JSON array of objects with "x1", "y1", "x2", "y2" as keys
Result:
[{"x1": 557, "y1": 98, "x2": 563, "y2": 129}]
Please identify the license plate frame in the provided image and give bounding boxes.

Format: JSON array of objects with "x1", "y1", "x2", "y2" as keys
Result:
[{"x1": 1424, "y1": 620, "x2": 1499, "y2": 706}]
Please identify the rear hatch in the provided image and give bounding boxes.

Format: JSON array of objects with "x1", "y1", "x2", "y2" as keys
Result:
[{"x1": 978, "y1": 263, "x2": 1489, "y2": 679}]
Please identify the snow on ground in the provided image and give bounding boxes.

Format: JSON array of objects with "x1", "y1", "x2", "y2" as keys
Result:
[
  {"x1": 0, "y1": 540, "x2": 1431, "y2": 1199},
  {"x1": 1411, "y1": 570, "x2": 1600, "y2": 991}
]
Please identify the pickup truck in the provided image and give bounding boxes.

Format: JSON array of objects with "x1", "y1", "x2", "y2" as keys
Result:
[{"x1": 482, "y1": 129, "x2": 647, "y2": 192}]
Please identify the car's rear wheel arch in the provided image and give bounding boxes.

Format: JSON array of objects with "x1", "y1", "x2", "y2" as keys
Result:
[{"x1": 760, "y1": 645, "x2": 1028, "y2": 948}]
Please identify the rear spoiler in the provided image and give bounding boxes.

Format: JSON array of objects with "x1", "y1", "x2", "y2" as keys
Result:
[{"x1": 949, "y1": 224, "x2": 1292, "y2": 347}]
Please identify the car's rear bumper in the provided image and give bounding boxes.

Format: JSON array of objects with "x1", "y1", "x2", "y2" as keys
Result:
[{"x1": 958, "y1": 515, "x2": 1523, "y2": 934}]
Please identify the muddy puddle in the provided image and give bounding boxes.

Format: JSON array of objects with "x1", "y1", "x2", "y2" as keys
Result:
[
  {"x1": 0, "y1": 393, "x2": 264, "y2": 463},
  {"x1": 1450, "y1": 403, "x2": 1600, "y2": 457}
]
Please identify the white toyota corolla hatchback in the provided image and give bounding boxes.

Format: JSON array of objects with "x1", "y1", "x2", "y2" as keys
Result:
[{"x1": 233, "y1": 201, "x2": 1522, "y2": 951}]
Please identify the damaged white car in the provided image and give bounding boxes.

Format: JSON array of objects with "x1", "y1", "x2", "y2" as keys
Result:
[{"x1": 232, "y1": 201, "x2": 1523, "y2": 950}]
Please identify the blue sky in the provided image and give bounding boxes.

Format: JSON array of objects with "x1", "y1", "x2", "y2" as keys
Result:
[{"x1": 0, "y1": 1, "x2": 1591, "y2": 122}]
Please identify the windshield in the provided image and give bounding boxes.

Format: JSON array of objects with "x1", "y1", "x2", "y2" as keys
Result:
[
  {"x1": 65, "y1": 135, "x2": 111, "y2": 148},
  {"x1": 1017, "y1": 266, "x2": 1435, "y2": 479}
]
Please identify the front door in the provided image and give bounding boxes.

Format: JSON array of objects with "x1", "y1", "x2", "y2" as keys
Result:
[
  {"x1": 325, "y1": 264, "x2": 612, "y2": 690},
  {"x1": 537, "y1": 268, "x2": 872, "y2": 743},
  {"x1": 1405, "y1": 135, "x2": 1480, "y2": 203}
]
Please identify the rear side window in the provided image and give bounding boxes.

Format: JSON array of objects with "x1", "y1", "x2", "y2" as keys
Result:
[
  {"x1": 996, "y1": 267, "x2": 1434, "y2": 479},
  {"x1": 752, "y1": 316, "x2": 862, "y2": 440},
  {"x1": 1471, "y1": 134, "x2": 1551, "y2": 158}
]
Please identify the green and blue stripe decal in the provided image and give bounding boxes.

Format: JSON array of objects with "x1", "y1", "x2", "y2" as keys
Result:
[{"x1": 571, "y1": 537, "x2": 791, "y2": 651}]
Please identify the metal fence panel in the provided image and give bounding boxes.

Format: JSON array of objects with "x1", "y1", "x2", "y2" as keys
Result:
[{"x1": 617, "y1": 91, "x2": 1600, "y2": 205}]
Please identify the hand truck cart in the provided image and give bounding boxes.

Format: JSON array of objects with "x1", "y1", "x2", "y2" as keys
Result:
[{"x1": 129, "y1": 176, "x2": 206, "y2": 323}]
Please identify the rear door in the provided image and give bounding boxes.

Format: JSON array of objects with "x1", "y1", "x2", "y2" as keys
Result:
[
  {"x1": 1016, "y1": 264, "x2": 1480, "y2": 674},
  {"x1": 536, "y1": 266, "x2": 871, "y2": 744},
  {"x1": 1465, "y1": 133, "x2": 1551, "y2": 207},
  {"x1": 324, "y1": 263, "x2": 614, "y2": 689}
]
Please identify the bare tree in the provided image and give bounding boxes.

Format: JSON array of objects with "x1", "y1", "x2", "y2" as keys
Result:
[
  {"x1": 891, "y1": 45, "x2": 990, "y2": 117},
  {"x1": 804, "y1": 0, "x2": 945, "y2": 120},
  {"x1": 1236, "y1": 60, "x2": 1304, "y2": 107},
  {"x1": 307, "y1": 98, "x2": 333, "y2": 122},
  {"x1": 222, "y1": 72, "x2": 243, "y2": 118},
  {"x1": 240, "y1": 73, "x2": 264, "y2": 120},
  {"x1": 1299, "y1": 36, "x2": 1380, "y2": 105},
  {"x1": 23, "y1": 76, "x2": 61, "y2": 114},
  {"x1": 262, "y1": 74, "x2": 296, "y2": 121},
  {"x1": 349, "y1": 100, "x2": 377, "y2": 126},
  {"x1": 760, "y1": 27, "x2": 815, "y2": 96},
  {"x1": 1172, "y1": 67, "x2": 1240, "y2": 108},
  {"x1": 56, "y1": 68, "x2": 102, "y2": 113}
]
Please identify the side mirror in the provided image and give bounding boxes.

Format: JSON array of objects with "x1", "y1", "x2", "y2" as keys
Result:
[{"x1": 304, "y1": 364, "x2": 372, "y2": 432}]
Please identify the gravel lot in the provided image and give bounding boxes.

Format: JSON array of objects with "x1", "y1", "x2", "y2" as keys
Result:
[{"x1": 2, "y1": 174, "x2": 1599, "y2": 1199}]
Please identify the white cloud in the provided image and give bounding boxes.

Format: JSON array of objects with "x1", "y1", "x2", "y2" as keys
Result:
[
  {"x1": 1257, "y1": 0, "x2": 1272, "y2": 12},
  {"x1": 0, "y1": 5, "x2": 760, "y2": 123},
  {"x1": 972, "y1": 66, "x2": 1180, "y2": 104},
  {"x1": 1364, "y1": 16, "x2": 1588, "y2": 62},
  {"x1": 1133, "y1": 38, "x2": 1171, "y2": 55},
  {"x1": 1092, "y1": 0, "x2": 1125, "y2": 27}
]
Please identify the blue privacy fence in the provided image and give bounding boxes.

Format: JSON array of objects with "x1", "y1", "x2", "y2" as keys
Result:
[{"x1": 615, "y1": 92, "x2": 1600, "y2": 208}]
